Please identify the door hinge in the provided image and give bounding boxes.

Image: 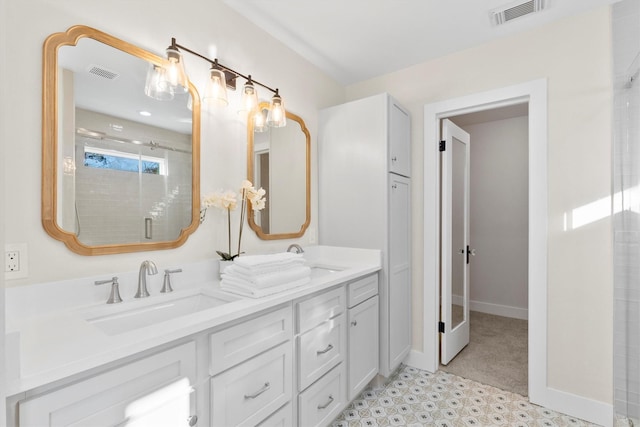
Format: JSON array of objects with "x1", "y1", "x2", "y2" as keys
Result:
[
  {"x1": 439, "y1": 140, "x2": 446, "y2": 152},
  {"x1": 438, "y1": 321, "x2": 445, "y2": 333}
]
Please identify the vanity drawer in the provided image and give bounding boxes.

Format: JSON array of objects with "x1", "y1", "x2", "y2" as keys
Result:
[
  {"x1": 210, "y1": 341, "x2": 292, "y2": 427},
  {"x1": 297, "y1": 286, "x2": 345, "y2": 333},
  {"x1": 347, "y1": 273, "x2": 379, "y2": 308},
  {"x1": 256, "y1": 402, "x2": 293, "y2": 427},
  {"x1": 298, "y1": 363, "x2": 347, "y2": 427},
  {"x1": 209, "y1": 305, "x2": 292, "y2": 375},
  {"x1": 298, "y1": 313, "x2": 346, "y2": 391}
]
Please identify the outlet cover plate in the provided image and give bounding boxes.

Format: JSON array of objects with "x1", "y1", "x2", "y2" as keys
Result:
[{"x1": 5, "y1": 243, "x2": 28, "y2": 280}]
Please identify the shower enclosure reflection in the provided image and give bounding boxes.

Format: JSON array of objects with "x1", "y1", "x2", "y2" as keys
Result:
[{"x1": 42, "y1": 26, "x2": 201, "y2": 255}]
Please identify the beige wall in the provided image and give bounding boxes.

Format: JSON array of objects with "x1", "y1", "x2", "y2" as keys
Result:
[
  {"x1": 3, "y1": 0, "x2": 344, "y2": 285},
  {"x1": 346, "y1": 7, "x2": 613, "y2": 403}
]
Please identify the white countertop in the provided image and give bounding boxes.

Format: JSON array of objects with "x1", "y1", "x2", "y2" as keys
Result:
[{"x1": 5, "y1": 246, "x2": 381, "y2": 397}]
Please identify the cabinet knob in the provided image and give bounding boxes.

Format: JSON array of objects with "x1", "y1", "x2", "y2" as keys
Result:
[
  {"x1": 351, "y1": 320, "x2": 358, "y2": 327},
  {"x1": 392, "y1": 156, "x2": 397, "y2": 161},
  {"x1": 187, "y1": 415, "x2": 198, "y2": 426}
]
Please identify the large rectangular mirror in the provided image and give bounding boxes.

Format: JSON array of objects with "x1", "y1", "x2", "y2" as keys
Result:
[{"x1": 42, "y1": 26, "x2": 201, "y2": 255}]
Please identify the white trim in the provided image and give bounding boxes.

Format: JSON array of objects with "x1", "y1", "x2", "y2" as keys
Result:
[
  {"x1": 421, "y1": 79, "x2": 551, "y2": 411},
  {"x1": 538, "y1": 388, "x2": 613, "y2": 427},
  {"x1": 452, "y1": 294, "x2": 528, "y2": 320}
]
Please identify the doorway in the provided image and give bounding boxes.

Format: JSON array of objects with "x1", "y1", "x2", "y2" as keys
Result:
[
  {"x1": 438, "y1": 106, "x2": 529, "y2": 396},
  {"x1": 420, "y1": 79, "x2": 548, "y2": 405}
]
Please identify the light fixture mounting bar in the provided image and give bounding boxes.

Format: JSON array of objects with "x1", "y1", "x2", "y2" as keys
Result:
[{"x1": 172, "y1": 38, "x2": 278, "y2": 95}]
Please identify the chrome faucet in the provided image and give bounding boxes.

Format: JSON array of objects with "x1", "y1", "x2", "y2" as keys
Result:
[
  {"x1": 287, "y1": 244, "x2": 304, "y2": 254},
  {"x1": 135, "y1": 260, "x2": 158, "y2": 298}
]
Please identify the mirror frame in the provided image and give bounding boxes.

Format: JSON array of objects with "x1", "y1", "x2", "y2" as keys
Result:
[
  {"x1": 247, "y1": 102, "x2": 311, "y2": 240},
  {"x1": 42, "y1": 25, "x2": 201, "y2": 255}
]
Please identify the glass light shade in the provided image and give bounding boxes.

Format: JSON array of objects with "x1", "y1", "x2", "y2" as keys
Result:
[
  {"x1": 266, "y1": 93, "x2": 286, "y2": 128},
  {"x1": 239, "y1": 80, "x2": 258, "y2": 115},
  {"x1": 144, "y1": 64, "x2": 174, "y2": 101},
  {"x1": 253, "y1": 109, "x2": 268, "y2": 133},
  {"x1": 160, "y1": 46, "x2": 189, "y2": 94},
  {"x1": 202, "y1": 68, "x2": 228, "y2": 107}
]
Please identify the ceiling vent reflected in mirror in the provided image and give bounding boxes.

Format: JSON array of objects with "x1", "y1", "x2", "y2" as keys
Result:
[
  {"x1": 87, "y1": 64, "x2": 119, "y2": 80},
  {"x1": 491, "y1": 0, "x2": 546, "y2": 26}
]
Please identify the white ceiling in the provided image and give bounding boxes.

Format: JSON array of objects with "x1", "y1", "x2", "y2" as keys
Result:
[{"x1": 225, "y1": 0, "x2": 621, "y2": 85}]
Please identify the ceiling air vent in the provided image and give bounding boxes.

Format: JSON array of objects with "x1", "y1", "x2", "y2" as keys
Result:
[
  {"x1": 87, "y1": 65, "x2": 119, "y2": 80},
  {"x1": 491, "y1": 0, "x2": 546, "y2": 26}
]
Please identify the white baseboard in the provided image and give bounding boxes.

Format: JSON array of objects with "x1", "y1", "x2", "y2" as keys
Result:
[
  {"x1": 405, "y1": 349, "x2": 437, "y2": 373},
  {"x1": 533, "y1": 387, "x2": 613, "y2": 427},
  {"x1": 406, "y1": 350, "x2": 612, "y2": 426},
  {"x1": 451, "y1": 295, "x2": 528, "y2": 320}
]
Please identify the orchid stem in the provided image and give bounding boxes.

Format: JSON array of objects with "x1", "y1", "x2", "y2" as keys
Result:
[{"x1": 227, "y1": 207, "x2": 231, "y2": 257}]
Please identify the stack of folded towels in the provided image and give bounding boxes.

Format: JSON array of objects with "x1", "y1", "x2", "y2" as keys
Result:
[{"x1": 220, "y1": 252, "x2": 311, "y2": 298}]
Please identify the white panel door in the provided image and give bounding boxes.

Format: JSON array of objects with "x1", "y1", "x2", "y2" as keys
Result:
[
  {"x1": 389, "y1": 100, "x2": 411, "y2": 177},
  {"x1": 389, "y1": 174, "x2": 411, "y2": 369},
  {"x1": 441, "y1": 119, "x2": 471, "y2": 365}
]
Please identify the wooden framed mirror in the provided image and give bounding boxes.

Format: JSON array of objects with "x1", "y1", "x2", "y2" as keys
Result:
[
  {"x1": 247, "y1": 103, "x2": 310, "y2": 240},
  {"x1": 42, "y1": 26, "x2": 201, "y2": 255}
]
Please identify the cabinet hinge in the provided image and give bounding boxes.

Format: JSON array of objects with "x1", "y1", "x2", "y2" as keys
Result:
[
  {"x1": 438, "y1": 321, "x2": 445, "y2": 333},
  {"x1": 439, "y1": 140, "x2": 446, "y2": 152}
]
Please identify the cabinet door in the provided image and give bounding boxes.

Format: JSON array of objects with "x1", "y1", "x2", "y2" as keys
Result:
[
  {"x1": 348, "y1": 296, "x2": 379, "y2": 400},
  {"x1": 389, "y1": 100, "x2": 411, "y2": 177},
  {"x1": 19, "y1": 342, "x2": 197, "y2": 426},
  {"x1": 389, "y1": 175, "x2": 412, "y2": 370}
]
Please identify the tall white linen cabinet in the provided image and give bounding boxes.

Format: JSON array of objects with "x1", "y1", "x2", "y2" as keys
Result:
[{"x1": 318, "y1": 93, "x2": 412, "y2": 378}]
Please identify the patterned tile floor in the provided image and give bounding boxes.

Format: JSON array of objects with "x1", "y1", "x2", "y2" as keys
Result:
[{"x1": 332, "y1": 365, "x2": 601, "y2": 427}]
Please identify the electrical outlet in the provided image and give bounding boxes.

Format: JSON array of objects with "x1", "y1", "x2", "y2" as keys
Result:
[
  {"x1": 5, "y1": 251, "x2": 19, "y2": 272},
  {"x1": 5, "y1": 243, "x2": 28, "y2": 280}
]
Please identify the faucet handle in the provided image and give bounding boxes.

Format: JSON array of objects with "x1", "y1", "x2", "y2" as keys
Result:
[
  {"x1": 161, "y1": 269, "x2": 182, "y2": 293},
  {"x1": 95, "y1": 277, "x2": 123, "y2": 304}
]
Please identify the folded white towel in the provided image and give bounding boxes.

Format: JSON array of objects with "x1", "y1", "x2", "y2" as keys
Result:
[
  {"x1": 234, "y1": 252, "x2": 304, "y2": 268},
  {"x1": 221, "y1": 277, "x2": 311, "y2": 298},
  {"x1": 231, "y1": 259, "x2": 306, "y2": 276},
  {"x1": 223, "y1": 265, "x2": 311, "y2": 288}
]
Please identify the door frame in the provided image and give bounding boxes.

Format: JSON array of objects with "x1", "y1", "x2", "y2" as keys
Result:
[{"x1": 421, "y1": 79, "x2": 547, "y2": 403}]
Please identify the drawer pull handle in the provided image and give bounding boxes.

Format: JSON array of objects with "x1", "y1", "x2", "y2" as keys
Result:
[
  {"x1": 318, "y1": 394, "x2": 334, "y2": 410},
  {"x1": 351, "y1": 320, "x2": 358, "y2": 326},
  {"x1": 317, "y1": 344, "x2": 334, "y2": 355},
  {"x1": 244, "y1": 382, "x2": 271, "y2": 399}
]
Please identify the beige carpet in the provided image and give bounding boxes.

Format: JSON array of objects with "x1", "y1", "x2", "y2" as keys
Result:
[{"x1": 439, "y1": 311, "x2": 528, "y2": 396}]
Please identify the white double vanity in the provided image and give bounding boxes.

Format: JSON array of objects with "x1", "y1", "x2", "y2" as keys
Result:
[
  {"x1": 6, "y1": 246, "x2": 381, "y2": 426},
  {"x1": 27, "y1": 24, "x2": 413, "y2": 425}
]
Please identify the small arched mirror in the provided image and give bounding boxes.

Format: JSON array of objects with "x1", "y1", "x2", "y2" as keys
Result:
[
  {"x1": 42, "y1": 26, "x2": 201, "y2": 255},
  {"x1": 247, "y1": 103, "x2": 310, "y2": 240}
]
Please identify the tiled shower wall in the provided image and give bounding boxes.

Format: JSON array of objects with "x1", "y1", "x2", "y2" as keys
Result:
[
  {"x1": 613, "y1": 0, "x2": 640, "y2": 422},
  {"x1": 75, "y1": 139, "x2": 192, "y2": 246}
]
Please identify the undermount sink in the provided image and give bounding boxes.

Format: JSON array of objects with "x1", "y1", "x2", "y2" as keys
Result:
[
  {"x1": 85, "y1": 292, "x2": 235, "y2": 336},
  {"x1": 309, "y1": 265, "x2": 343, "y2": 279}
]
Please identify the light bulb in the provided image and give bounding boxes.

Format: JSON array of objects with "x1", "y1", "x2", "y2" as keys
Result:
[
  {"x1": 266, "y1": 91, "x2": 286, "y2": 128},
  {"x1": 202, "y1": 67, "x2": 228, "y2": 107}
]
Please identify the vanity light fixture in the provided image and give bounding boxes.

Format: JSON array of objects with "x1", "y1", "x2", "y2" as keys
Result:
[{"x1": 148, "y1": 38, "x2": 287, "y2": 128}]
